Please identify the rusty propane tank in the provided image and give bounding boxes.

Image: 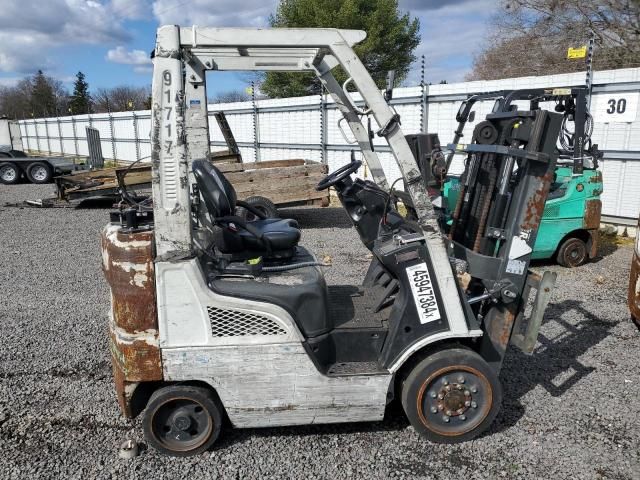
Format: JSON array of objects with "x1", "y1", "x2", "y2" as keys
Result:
[{"x1": 101, "y1": 224, "x2": 162, "y2": 418}]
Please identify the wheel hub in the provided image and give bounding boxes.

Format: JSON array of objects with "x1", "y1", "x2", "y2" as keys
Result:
[
  {"x1": 172, "y1": 413, "x2": 192, "y2": 431},
  {"x1": 1, "y1": 166, "x2": 16, "y2": 181},
  {"x1": 420, "y1": 367, "x2": 491, "y2": 435},
  {"x1": 435, "y1": 377, "x2": 474, "y2": 418},
  {"x1": 32, "y1": 167, "x2": 47, "y2": 181}
]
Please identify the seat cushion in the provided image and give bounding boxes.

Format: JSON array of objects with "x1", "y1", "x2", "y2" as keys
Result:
[{"x1": 238, "y1": 218, "x2": 301, "y2": 251}]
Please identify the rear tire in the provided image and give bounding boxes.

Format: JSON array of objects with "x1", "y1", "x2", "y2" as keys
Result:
[
  {"x1": 142, "y1": 385, "x2": 223, "y2": 457},
  {"x1": 556, "y1": 237, "x2": 588, "y2": 268},
  {"x1": 0, "y1": 162, "x2": 20, "y2": 184},
  {"x1": 401, "y1": 347, "x2": 502, "y2": 443},
  {"x1": 237, "y1": 196, "x2": 278, "y2": 222},
  {"x1": 26, "y1": 162, "x2": 53, "y2": 184}
]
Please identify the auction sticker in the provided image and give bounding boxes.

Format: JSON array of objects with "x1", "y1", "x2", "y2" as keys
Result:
[{"x1": 406, "y1": 262, "x2": 442, "y2": 324}]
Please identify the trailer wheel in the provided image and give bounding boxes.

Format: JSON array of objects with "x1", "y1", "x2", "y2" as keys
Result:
[
  {"x1": 26, "y1": 162, "x2": 53, "y2": 184},
  {"x1": 401, "y1": 347, "x2": 502, "y2": 444},
  {"x1": 556, "y1": 237, "x2": 587, "y2": 268},
  {"x1": 143, "y1": 385, "x2": 223, "y2": 457},
  {"x1": 0, "y1": 162, "x2": 20, "y2": 184},
  {"x1": 237, "y1": 196, "x2": 278, "y2": 222}
]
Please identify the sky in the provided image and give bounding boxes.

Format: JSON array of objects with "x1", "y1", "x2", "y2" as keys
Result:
[{"x1": 0, "y1": 0, "x2": 497, "y2": 95}]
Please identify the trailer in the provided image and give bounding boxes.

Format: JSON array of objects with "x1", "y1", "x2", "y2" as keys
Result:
[{"x1": 0, "y1": 117, "x2": 88, "y2": 184}]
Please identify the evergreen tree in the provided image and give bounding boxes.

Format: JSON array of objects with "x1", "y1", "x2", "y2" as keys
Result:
[
  {"x1": 262, "y1": 0, "x2": 420, "y2": 98},
  {"x1": 30, "y1": 70, "x2": 56, "y2": 117},
  {"x1": 69, "y1": 71, "x2": 91, "y2": 114}
]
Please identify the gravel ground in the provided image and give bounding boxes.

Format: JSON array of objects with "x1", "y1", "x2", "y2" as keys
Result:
[{"x1": 0, "y1": 183, "x2": 638, "y2": 480}]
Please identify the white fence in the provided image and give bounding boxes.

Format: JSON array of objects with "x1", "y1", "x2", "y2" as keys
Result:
[{"x1": 18, "y1": 68, "x2": 640, "y2": 224}]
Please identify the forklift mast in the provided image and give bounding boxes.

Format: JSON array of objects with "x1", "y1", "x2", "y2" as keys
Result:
[{"x1": 447, "y1": 87, "x2": 596, "y2": 176}]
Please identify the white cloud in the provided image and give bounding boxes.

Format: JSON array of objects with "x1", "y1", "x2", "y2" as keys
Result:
[
  {"x1": 152, "y1": 0, "x2": 276, "y2": 27},
  {"x1": 133, "y1": 65, "x2": 154, "y2": 74},
  {"x1": 107, "y1": 46, "x2": 151, "y2": 65},
  {"x1": 0, "y1": 76, "x2": 23, "y2": 87},
  {"x1": 405, "y1": 0, "x2": 497, "y2": 83},
  {"x1": 0, "y1": 0, "x2": 151, "y2": 74}
]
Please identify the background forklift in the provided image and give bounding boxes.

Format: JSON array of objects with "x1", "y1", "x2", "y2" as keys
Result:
[
  {"x1": 408, "y1": 87, "x2": 603, "y2": 267},
  {"x1": 103, "y1": 26, "x2": 560, "y2": 456}
]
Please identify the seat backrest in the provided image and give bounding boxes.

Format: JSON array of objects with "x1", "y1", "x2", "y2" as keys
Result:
[{"x1": 192, "y1": 159, "x2": 237, "y2": 218}]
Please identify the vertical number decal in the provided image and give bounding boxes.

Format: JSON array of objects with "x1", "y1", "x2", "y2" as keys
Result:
[{"x1": 162, "y1": 70, "x2": 173, "y2": 154}]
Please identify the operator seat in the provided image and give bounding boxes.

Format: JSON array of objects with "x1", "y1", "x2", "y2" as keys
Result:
[{"x1": 192, "y1": 159, "x2": 301, "y2": 259}]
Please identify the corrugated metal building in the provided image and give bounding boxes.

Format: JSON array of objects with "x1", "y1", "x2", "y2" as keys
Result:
[{"x1": 18, "y1": 67, "x2": 640, "y2": 225}]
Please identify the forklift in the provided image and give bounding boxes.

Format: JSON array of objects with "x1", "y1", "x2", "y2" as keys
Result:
[
  {"x1": 103, "y1": 26, "x2": 560, "y2": 456},
  {"x1": 414, "y1": 87, "x2": 603, "y2": 267}
]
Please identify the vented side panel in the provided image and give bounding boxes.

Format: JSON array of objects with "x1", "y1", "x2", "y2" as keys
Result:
[{"x1": 207, "y1": 307, "x2": 288, "y2": 337}]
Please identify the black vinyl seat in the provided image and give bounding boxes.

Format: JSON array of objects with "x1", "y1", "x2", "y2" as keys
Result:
[{"x1": 192, "y1": 159, "x2": 301, "y2": 258}]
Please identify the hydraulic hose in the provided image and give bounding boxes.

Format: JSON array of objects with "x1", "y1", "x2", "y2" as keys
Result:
[{"x1": 261, "y1": 261, "x2": 327, "y2": 272}]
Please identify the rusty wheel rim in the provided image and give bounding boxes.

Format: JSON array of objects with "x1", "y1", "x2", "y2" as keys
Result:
[
  {"x1": 564, "y1": 240, "x2": 586, "y2": 267},
  {"x1": 416, "y1": 365, "x2": 492, "y2": 437},
  {"x1": 150, "y1": 397, "x2": 214, "y2": 452}
]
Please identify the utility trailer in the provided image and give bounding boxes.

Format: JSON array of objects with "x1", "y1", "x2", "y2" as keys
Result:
[
  {"x1": 0, "y1": 118, "x2": 88, "y2": 185},
  {"x1": 102, "y1": 26, "x2": 561, "y2": 456},
  {"x1": 0, "y1": 146, "x2": 86, "y2": 185}
]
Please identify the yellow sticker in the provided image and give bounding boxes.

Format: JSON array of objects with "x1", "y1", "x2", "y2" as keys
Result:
[
  {"x1": 567, "y1": 46, "x2": 587, "y2": 59},
  {"x1": 552, "y1": 88, "x2": 572, "y2": 96}
]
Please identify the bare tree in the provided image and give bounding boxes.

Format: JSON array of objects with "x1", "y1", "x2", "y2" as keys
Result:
[
  {"x1": 210, "y1": 90, "x2": 251, "y2": 104},
  {"x1": 0, "y1": 72, "x2": 69, "y2": 119},
  {"x1": 92, "y1": 85, "x2": 151, "y2": 113},
  {"x1": 467, "y1": 0, "x2": 640, "y2": 80}
]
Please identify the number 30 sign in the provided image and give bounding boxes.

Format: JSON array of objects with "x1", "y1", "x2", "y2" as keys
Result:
[{"x1": 594, "y1": 92, "x2": 638, "y2": 123}]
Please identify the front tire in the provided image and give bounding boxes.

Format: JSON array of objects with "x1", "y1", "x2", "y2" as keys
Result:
[
  {"x1": 401, "y1": 347, "x2": 502, "y2": 443},
  {"x1": 556, "y1": 237, "x2": 588, "y2": 268},
  {"x1": 142, "y1": 385, "x2": 223, "y2": 457}
]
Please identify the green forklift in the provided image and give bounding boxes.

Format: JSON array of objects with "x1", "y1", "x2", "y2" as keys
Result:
[{"x1": 407, "y1": 87, "x2": 603, "y2": 267}]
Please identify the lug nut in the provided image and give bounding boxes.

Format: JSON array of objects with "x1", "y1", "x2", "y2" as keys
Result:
[
  {"x1": 445, "y1": 410, "x2": 452, "y2": 416},
  {"x1": 464, "y1": 390, "x2": 470, "y2": 396},
  {"x1": 442, "y1": 416, "x2": 450, "y2": 423},
  {"x1": 442, "y1": 378, "x2": 449, "y2": 385},
  {"x1": 457, "y1": 375, "x2": 465, "y2": 383},
  {"x1": 430, "y1": 406, "x2": 438, "y2": 414},
  {"x1": 430, "y1": 391, "x2": 437, "y2": 399},
  {"x1": 445, "y1": 385, "x2": 451, "y2": 392},
  {"x1": 460, "y1": 415, "x2": 467, "y2": 421},
  {"x1": 471, "y1": 401, "x2": 477, "y2": 409},
  {"x1": 465, "y1": 401, "x2": 471, "y2": 407},
  {"x1": 471, "y1": 387, "x2": 478, "y2": 393},
  {"x1": 438, "y1": 393, "x2": 444, "y2": 400}
]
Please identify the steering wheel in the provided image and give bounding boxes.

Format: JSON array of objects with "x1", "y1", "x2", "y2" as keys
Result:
[{"x1": 316, "y1": 160, "x2": 362, "y2": 191}]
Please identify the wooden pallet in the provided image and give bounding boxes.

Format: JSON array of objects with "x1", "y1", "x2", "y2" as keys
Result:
[{"x1": 50, "y1": 159, "x2": 329, "y2": 208}]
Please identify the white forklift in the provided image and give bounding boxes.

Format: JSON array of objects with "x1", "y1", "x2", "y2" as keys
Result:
[{"x1": 103, "y1": 26, "x2": 559, "y2": 456}]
